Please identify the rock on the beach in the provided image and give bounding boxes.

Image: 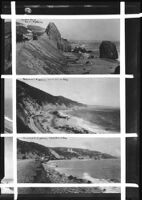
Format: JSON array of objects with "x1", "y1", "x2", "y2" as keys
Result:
[
  {"x1": 113, "y1": 65, "x2": 120, "y2": 74},
  {"x1": 45, "y1": 22, "x2": 71, "y2": 52},
  {"x1": 99, "y1": 41, "x2": 118, "y2": 60}
]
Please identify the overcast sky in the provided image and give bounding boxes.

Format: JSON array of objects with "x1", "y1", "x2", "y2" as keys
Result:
[
  {"x1": 5, "y1": 138, "x2": 13, "y2": 179},
  {"x1": 5, "y1": 79, "x2": 12, "y2": 100},
  {"x1": 20, "y1": 137, "x2": 120, "y2": 157},
  {"x1": 18, "y1": 19, "x2": 120, "y2": 41},
  {"x1": 20, "y1": 78, "x2": 120, "y2": 108}
]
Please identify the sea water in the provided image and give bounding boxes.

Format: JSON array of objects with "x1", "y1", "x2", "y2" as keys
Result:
[
  {"x1": 48, "y1": 159, "x2": 120, "y2": 183},
  {"x1": 69, "y1": 108, "x2": 120, "y2": 132},
  {"x1": 71, "y1": 40, "x2": 120, "y2": 60}
]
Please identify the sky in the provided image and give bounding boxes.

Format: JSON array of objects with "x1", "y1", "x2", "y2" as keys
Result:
[
  {"x1": 20, "y1": 137, "x2": 120, "y2": 157},
  {"x1": 20, "y1": 78, "x2": 120, "y2": 108},
  {"x1": 18, "y1": 19, "x2": 120, "y2": 41},
  {"x1": 5, "y1": 138, "x2": 13, "y2": 179},
  {"x1": 5, "y1": 79, "x2": 12, "y2": 100}
]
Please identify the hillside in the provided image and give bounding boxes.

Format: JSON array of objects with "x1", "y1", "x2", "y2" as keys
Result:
[
  {"x1": 16, "y1": 22, "x2": 71, "y2": 74},
  {"x1": 17, "y1": 80, "x2": 84, "y2": 107},
  {"x1": 17, "y1": 139, "x2": 117, "y2": 160},
  {"x1": 17, "y1": 80, "x2": 85, "y2": 133}
]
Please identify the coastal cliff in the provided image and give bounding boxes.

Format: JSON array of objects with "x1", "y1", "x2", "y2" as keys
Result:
[
  {"x1": 16, "y1": 21, "x2": 119, "y2": 74},
  {"x1": 17, "y1": 80, "x2": 86, "y2": 133},
  {"x1": 45, "y1": 22, "x2": 71, "y2": 52}
]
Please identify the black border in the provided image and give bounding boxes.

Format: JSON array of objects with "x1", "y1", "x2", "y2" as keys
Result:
[
  {"x1": 0, "y1": 79, "x2": 4, "y2": 134},
  {"x1": 15, "y1": 1, "x2": 120, "y2": 15},
  {"x1": 17, "y1": 193, "x2": 121, "y2": 200},
  {"x1": 0, "y1": 137, "x2": 4, "y2": 182}
]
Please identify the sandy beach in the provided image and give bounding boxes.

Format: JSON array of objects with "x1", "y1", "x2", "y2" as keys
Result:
[{"x1": 63, "y1": 52, "x2": 119, "y2": 74}]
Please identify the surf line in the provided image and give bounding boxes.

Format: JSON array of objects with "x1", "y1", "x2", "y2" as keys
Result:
[{"x1": 5, "y1": 116, "x2": 13, "y2": 123}]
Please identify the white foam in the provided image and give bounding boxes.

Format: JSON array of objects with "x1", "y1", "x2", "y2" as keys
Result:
[
  {"x1": 5, "y1": 116, "x2": 13, "y2": 123},
  {"x1": 83, "y1": 172, "x2": 110, "y2": 183}
]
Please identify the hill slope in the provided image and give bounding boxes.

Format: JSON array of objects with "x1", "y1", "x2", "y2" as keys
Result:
[
  {"x1": 17, "y1": 80, "x2": 83, "y2": 107},
  {"x1": 17, "y1": 139, "x2": 117, "y2": 160},
  {"x1": 16, "y1": 22, "x2": 71, "y2": 74},
  {"x1": 17, "y1": 80, "x2": 85, "y2": 133}
]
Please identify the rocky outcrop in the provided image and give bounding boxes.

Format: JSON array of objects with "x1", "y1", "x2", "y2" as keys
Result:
[
  {"x1": 99, "y1": 41, "x2": 118, "y2": 60},
  {"x1": 45, "y1": 22, "x2": 61, "y2": 47},
  {"x1": 45, "y1": 22, "x2": 71, "y2": 52},
  {"x1": 73, "y1": 46, "x2": 92, "y2": 54},
  {"x1": 60, "y1": 38, "x2": 71, "y2": 52}
]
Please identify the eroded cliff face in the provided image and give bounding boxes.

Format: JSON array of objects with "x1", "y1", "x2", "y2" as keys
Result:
[{"x1": 45, "y1": 22, "x2": 71, "y2": 52}]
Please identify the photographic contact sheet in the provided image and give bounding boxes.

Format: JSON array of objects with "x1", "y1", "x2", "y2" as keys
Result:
[{"x1": 0, "y1": 1, "x2": 141, "y2": 200}]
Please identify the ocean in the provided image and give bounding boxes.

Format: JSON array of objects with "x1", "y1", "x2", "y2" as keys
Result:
[
  {"x1": 70, "y1": 40, "x2": 120, "y2": 61},
  {"x1": 69, "y1": 108, "x2": 120, "y2": 133},
  {"x1": 49, "y1": 159, "x2": 120, "y2": 183}
]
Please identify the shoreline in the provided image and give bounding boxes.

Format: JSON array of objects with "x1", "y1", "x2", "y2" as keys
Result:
[
  {"x1": 43, "y1": 159, "x2": 120, "y2": 184},
  {"x1": 17, "y1": 159, "x2": 120, "y2": 193}
]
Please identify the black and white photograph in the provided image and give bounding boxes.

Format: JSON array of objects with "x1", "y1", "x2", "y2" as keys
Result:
[
  {"x1": 16, "y1": 78, "x2": 120, "y2": 134},
  {"x1": 17, "y1": 137, "x2": 120, "y2": 185},
  {"x1": 0, "y1": 1, "x2": 141, "y2": 200},
  {"x1": 3, "y1": 20, "x2": 12, "y2": 74},
  {"x1": 16, "y1": 19, "x2": 120, "y2": 75},
  {"x1": 1, "y1": 137, "x2": 13, "y2": 184},
  {"x1": 4, "y1": 79, "x2": 13, "y2": 133}
]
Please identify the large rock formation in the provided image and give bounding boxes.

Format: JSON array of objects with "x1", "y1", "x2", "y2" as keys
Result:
[
  {"x1": 45, "y1": 22, "x2": 71, "y2": 52},
  {"x1": 60, "y1": 38, "x2": 71, "y2": 52},
  {"x1": 99, "y1": 41, "x2": 118, "y2": 60}
]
